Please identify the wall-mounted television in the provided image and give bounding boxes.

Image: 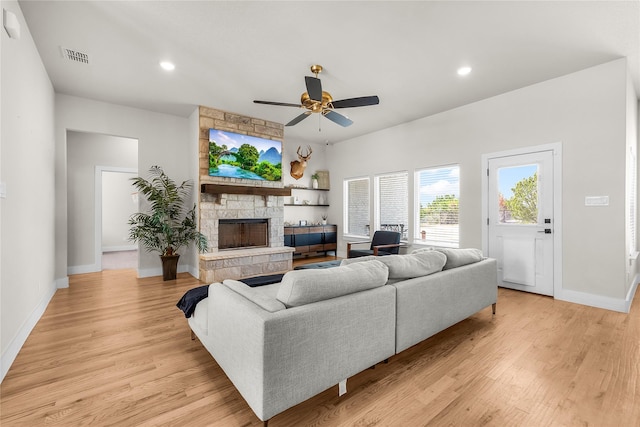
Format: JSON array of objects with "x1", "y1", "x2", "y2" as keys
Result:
[{"x1": 208, "y1": 129, "x2": 282, "y2": 181}]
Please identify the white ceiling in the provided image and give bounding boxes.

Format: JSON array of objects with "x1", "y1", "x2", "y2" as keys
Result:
[{"x1": 18, "y1": 0, "x2": 640, "y2": 145}]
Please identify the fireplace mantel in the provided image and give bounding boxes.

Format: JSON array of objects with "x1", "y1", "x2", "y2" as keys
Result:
[{"x1": 201, "y1": 184, "x2": 291, "y2": 203}]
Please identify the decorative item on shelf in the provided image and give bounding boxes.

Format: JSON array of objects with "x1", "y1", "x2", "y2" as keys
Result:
[
  {"x1": 316, "y1": 170, "x2": 330, "y2": 189},
  {"x1": 321, "y1": 213, "x2": 328, "y2": 225},
  {"x1": 290, "y1": 145, "x2": 312, "y2": 179},
  {"x1": 317, "y1": 193, "x2": 325, "y2": 205},
  {"x1": 128, "y1": 166, "x2": 208, "y2": 281},
  {"x1": 311, "y1": 172, "x2": 319, "y2": 189},
  {"x1": 303, "y1": 200, "x2": 311, "y2": 205},
  {"x1": 299, "y1": 220, "x2": 307, "y2": 226}
]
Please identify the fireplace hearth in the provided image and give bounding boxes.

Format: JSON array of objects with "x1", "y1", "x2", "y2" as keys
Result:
[{"x1": 218, "y1": 218, "x2": 268, "y2": 250}]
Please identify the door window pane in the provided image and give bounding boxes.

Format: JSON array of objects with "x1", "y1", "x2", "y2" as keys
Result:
[{"x1": 498, "y1": 164, "x2": 538, "y2": 224}]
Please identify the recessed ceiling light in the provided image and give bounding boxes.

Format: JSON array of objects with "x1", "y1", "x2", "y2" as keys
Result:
[
  {"x1": 457, "y1": 66, "x2": 472, "y2": 76},
  {"x1": 160, "y1": 61, "x2": 175, "y2": 71}
]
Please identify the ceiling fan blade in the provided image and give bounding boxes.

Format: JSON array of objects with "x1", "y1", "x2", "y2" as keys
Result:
[
  {"x1": 286, "y1": 112, "x2": 311, "y2": 126},
  {"x1": 331, "y1": 95, "x2": 380, "y2": 108},
  {"x1": 323, "y1": 110, "x2": 353, "y2": 127},
  {"x1": 305, "y1": 76, "x2": 323, "y2": 101},
  {"x1": 254, "y1": 100, "x2": 302, "y2": 108}
]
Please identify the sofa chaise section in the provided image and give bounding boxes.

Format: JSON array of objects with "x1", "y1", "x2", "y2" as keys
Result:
[{"x1": 188, "y1": 260, "x2": 396, "y2": 424}]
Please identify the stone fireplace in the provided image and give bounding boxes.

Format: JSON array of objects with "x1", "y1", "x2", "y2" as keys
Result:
[{"x1": 198, "y1": 106, "x2": 294, "y2": 283}]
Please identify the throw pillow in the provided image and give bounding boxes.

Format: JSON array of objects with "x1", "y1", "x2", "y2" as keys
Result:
[{"x1": 276, "y1": 260, "x2": 389, "y2": 307}]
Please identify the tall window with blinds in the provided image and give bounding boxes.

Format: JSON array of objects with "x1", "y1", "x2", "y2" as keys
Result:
[
  {"x1": 415, "y1": 165, "x2": 460, "y2": 247},
  {"x1": 376, "y1": 172, "x2": 408, "y2": 240},
  {"x1": 344, "y1": 177, "x2": 370, "y2": 237}
]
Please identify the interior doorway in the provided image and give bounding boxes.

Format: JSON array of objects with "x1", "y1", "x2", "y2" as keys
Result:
[
  {"x1": 66, "y1": 131, "x2": 138, "y2": 274},
  {"x1": 482, "y1": 143, "x2": 562, "y2": 297},
  {"x1": 97, "y1": 168, "x2": 138, "y2": 270}
]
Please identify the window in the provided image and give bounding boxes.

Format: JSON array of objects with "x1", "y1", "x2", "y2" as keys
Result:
[
  {"x1": 376, "y1": 172, "x2": 408, "y2": 240},
  {"x1": 415, "y1": 165, "x2": 460, "y2": 247},
  {"x1": 344, "y1": 177, "x2": 370, "y2": 236}
]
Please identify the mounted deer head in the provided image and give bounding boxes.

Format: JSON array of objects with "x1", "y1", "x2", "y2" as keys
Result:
[{"x1": 290, "y1": 145, "x2": 313, "y2": 180}]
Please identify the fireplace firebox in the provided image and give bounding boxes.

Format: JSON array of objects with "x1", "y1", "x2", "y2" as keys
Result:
[{"x1": 218, "y1": 219, "x2": 269, "y2": 250}]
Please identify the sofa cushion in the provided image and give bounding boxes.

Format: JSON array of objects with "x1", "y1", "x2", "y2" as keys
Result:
[
  {"x1": 340, "y1": 255, "x2": 377, "y2": 266},
  {"x1": 341, "y1": 252, "x2": 446, "y2": 280},
  {"x1": 378, "y1": 251, "x2": 447, "y2": 279},
  {"x1": 431, "y1": 248, "x2": 484, "y2": 269},
  {"x1": 223, "y1": 280, "x2": 286, "y2": 313},
  {"x1": 276, "y1": 260, "x2": 389, "y2": 308}
]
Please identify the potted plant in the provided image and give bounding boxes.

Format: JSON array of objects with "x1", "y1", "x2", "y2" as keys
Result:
[
  {"x1": 311, "y1": 173, "x2": 319, "y2": 189},
  {"x1": 321, "y1": 213, "x2": 328, "y2": 225},
  {"x1": 128, "y1": 166, "x2": 208, "y2": 280}
]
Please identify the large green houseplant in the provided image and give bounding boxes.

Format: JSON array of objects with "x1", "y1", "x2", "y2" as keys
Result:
[{"x1": 128, "y1": 166, "x2": 208, "y2": 280}]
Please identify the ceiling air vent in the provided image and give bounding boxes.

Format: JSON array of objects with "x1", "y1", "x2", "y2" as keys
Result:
[{"x1": 60, "y1": 46, "x2": 89, "y2": 65}]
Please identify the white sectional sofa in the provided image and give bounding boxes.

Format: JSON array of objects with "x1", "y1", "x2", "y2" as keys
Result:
[{"x1": 188, "y1": 249, "x2": 497, "y2": 425}]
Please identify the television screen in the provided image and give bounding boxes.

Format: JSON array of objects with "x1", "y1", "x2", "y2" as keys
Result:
[{"x1": 208, "y1": 129, "x2": 282, "y2": 181}]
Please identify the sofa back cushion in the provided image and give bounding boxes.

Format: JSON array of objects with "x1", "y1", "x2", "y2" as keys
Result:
[
  {"x1": 276, "y1": 260, "x2": 389, "y2": 308},
  {"x1": 414, "y1": 247, "x2": 484, "y2": 270},
  {"x1": 341, "y1": 251, "x2": 446, "y2": 280},
  {"x1": 378, "y1": 250, "x2": 447, "y2": 279}
]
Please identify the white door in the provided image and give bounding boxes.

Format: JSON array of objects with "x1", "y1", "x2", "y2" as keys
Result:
[{"x1": 487, "y1": 150, "x2": 554, "y2": 296}]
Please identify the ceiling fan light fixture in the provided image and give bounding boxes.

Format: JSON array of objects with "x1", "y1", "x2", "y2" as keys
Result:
[
  {"x1": 160, "y1": 61, "x2": 175, "y2": 71},
  {"x1": 254, "y1": 64, "x2": 379, "y2": 128},
  {"x1": 457, "y1": 66, "x2": 472, "y2": 76}
]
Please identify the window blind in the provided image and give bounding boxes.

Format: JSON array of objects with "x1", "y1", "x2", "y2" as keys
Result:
[
  {"x1": 377, "y1": 172, "x2": 408, "y2": 240},
  {"x1": 345, "y1": 178, "x2": 370, "y2": 236}
]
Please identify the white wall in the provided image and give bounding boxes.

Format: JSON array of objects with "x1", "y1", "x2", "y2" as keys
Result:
[
  {"x1": 281, "y1": 141, "x2": 329, "y2": 225},
  {"x1": 329, "y1": 59, "x2": 632, "y2": 309},
  {"x1": 66, "y1": 131, "x2": 137, "y2": 273},
  {"x1": 55, "y1": 95, "x2": 196, "y2": 279},
  {"x1": 1, "y1": 0, "x2": 56, "y2": 381}
]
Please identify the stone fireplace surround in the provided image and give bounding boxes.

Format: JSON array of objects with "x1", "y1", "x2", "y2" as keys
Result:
[{"x1": 198, "y1": 106, "x2": 294, "y2": 283}]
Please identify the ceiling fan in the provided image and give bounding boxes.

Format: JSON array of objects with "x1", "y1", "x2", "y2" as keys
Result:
[{"x1": 253, "y1": 65, "x2": 379, "y2": 127}]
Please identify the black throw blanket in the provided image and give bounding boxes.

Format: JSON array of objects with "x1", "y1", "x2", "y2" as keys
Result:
[
  {"x1": 176, "y1": 285, "x2": 208, "y2": 318},
  {"x1": 176, "y1": 273, "x2": 285, "y2": 318}
]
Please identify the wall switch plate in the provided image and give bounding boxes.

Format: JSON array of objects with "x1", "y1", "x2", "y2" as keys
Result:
[{"x1": 585, "y1": 196, "x2": 609, "y2": 206}]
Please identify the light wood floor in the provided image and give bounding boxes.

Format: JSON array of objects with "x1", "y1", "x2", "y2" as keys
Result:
[{"x1": 1, "y1": 262, "x2": 639, "y2": 426}]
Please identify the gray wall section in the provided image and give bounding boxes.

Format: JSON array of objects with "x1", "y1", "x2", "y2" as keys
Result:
[{"x1": 66, "y1": 131, "x2": 137, "y2": 270}]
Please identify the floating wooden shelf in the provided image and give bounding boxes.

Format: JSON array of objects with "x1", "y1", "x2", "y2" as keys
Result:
[{"x1": 201, "y1": 184, "x2": 291, "y2": 203}]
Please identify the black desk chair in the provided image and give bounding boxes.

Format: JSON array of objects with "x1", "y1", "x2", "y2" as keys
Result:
[{"x1": 347, "y1": 230, "x2": 402, "y2": 258}]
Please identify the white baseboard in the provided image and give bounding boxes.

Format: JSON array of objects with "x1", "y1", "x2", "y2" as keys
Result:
[
  {"x1": 556, "y1": 287, "x2": 631, "y2": 313},
  {"x1": 67, "y1": 264, "x2": 100, "y2": 275},
  {"x1": 102, "y1": 245, "x2": 137, "y2": 252},
  {"x1": 1, "y1": 281, "x2": 57, "y2": 383},
  {"x1": 56, "y1": 276, "x2": 69, "y2": 289}
]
